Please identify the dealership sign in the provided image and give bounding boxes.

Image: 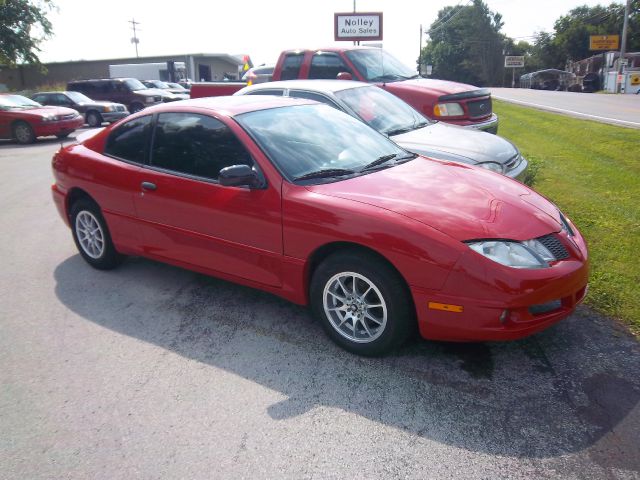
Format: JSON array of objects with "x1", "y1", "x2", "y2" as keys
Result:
[
  {"x1": 334, "y1": 12, "x2": 383, "y2": 41},
  {"x1": 504, "y1": 56, "x2": 525, "y2": 68},
  {"x1": 589, "y1": 35, "x2": 619, "y2": 51}
]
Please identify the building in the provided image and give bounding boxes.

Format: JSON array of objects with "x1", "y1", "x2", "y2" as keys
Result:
[{"x1": 0, "y1": 53, "x2": 250, "y2": 91}]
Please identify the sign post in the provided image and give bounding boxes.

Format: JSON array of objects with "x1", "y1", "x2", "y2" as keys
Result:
[
  {"x1": 334, "y1": 12, "x2": 383, "y2": 43},
  {"x1": 504, "y1": 56, "x2": 525, "y2": 88}
]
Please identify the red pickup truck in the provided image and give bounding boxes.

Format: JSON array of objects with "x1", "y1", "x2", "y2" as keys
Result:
[{"x1": 190, "y1": 47, "x2": 498, "y2": 133}]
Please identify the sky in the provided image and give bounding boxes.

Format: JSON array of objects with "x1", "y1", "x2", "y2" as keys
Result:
[{"x1": 39, "y1": 0, "x2": 611, "y2": 68}]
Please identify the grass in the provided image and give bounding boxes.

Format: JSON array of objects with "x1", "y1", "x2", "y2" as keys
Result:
[{"x1": 493, "y1": 100, "x2": 640, "y2": 335}]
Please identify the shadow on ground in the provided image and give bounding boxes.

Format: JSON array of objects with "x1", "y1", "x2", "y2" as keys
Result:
[{"x1": 54, "y1": 255, "x2": 640, "y2": 470}]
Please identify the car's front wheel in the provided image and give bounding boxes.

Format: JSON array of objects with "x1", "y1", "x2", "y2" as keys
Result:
[
  {"x1": 13, "y1": 121, "x2": 35, "y2": 144},
  {"x1": 86, "y1": 111, "x2": 102, "y2": 128},
  {"x1": 310, "y1": 251, "x2": 414, "y2": 356},
  {"x1": 70, "y1": 199, "x2": 123, "y2": 270}
]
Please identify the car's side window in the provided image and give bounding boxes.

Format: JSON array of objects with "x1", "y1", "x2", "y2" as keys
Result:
[
  {"x1": 280, "y1": 54, "x2": 304, "y2": 80},
  {"x1": 32, "y1": 94, "x2": 47, "y2": 104},
  {"x1": 104, "y1": 115, "x2": 152, "y2": 164},
  {"x1": 55, "y1": 93, "x2": 71, "y2": 105},
  {"x1": 288, "y1": 90, "x2": 341, "y2": 110},
  {"x1": 150, "y1": 113, "x2": 253, "y2": 181},
  {"x1": 309, "y1": 53, "x2": 354, "y2": 79},
  {"x1": 246, "y1": 89, "x2": 284, "y2": 97}
]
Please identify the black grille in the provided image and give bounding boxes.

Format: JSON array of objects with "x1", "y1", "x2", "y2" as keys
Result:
[
  {"x1": 537, "y1": 234, "x2": 569, "y2": 261},
  {"x1": 504, "y1": 154, "x2": 521, "y2": 172},
  {"x1": 467, "y1": 98, "x2": 492, "y2": 118}
]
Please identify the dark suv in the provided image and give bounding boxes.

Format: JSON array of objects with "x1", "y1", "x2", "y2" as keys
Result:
[
  {"x1": 67, "y1": 78, "x2": 162, "y2": 113},
  {"x1": 32, "y1": 91, "x2": 129, "y2": 127}
]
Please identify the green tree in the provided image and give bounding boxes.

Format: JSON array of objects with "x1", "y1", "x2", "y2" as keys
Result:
[
  {"x1": 0, "y1": 0, "x2": 55, "y2": 66},
  {"x1": 419, "y1": 0, "x2": 508, "y2": 86},
  {"x1": 553, "y1": 2, "x2": 639, "y2": 62}
]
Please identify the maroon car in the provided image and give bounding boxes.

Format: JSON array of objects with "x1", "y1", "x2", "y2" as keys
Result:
[{"x1": 0, "y1": 94, "x2": 83, "y2": 144}]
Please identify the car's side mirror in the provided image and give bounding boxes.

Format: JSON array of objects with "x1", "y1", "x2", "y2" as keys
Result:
[
  {"x1": 219, "y1": 164, "x2": 263, "y2": 188},
  {"x1": 336, "y1": 72, "x2": 353, "y2": 81}
]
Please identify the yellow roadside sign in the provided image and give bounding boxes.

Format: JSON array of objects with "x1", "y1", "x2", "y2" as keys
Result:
[{"x1": 589, "y1": 35, "x2": 620, "y2": 51}]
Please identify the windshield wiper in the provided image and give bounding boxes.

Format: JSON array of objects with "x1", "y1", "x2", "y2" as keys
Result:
[
  {"x1": 294, "y1": 168, "x2": 355, "y2": 181},
  {"x1": 385, "y1": 126, "x2": 415, "y2": 136},
  {"x1": 361, "y1": 154, "x2": 398, "y2": 171}
]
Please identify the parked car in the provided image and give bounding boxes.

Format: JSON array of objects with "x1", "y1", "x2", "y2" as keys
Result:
[
  {"x1": 165, "y1": 82, "x2": 190, "y2": 94},
  {"x1": 51, "y1": 96, "x2": 588, "y2": 356},
  {"x1": 31, "y1": 91, "x2": 128, "y2": 127},
  {"x1": 67, "y1": 78, "x2": 163, "y2": 113},
  {"x1": 241, "y1": 64, "x2": 275, "y2": 85},
  {"x1": 0, "y1": 94, "x2": 83, "y2": 144},
  {"x1": 141, "y1": 80, "x2": 190, "y2": 99},
  {"x1": 237, "y1": 80, "x2": 527, "y2": 179}
]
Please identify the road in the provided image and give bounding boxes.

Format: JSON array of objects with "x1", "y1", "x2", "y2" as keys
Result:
[
  {"x1": 1, "y1": 135, "x2": 640, "y2": 479},
  {"x1": 490, "y1": 88, "x2": 640, "y2": 129}
]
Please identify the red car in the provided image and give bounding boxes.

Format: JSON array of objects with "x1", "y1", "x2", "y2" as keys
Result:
[
  {"x1": 51, "y1": 96, "x2": 589, "y2": 356},
  {"x1": 0, "y1": 94, "x2": 84, "y2": 144}
]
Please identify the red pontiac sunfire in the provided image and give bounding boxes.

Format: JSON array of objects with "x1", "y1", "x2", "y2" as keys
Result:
[{"x1": 51, "y1": 96, "x2": 589, "y2": 356}]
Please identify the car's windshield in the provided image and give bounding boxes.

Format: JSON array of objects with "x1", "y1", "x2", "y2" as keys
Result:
[
  {"x1": 146, "y1": 80, "x2": 169, "y2": 89},
  {"x1": 66, "y1": 91, "x2": 93, "y2": 103},
  {"x1": 236, "y1": 104, "x2": 410, "y2": 182},
  {"x1": 0, "y1": 95, "x2": 41, "y2": 110},
  {"x1": 345, "y1": 49, "x2": 418, "y2": 82},
  {"x1": 124, "y1": 79, "x2": 147, "y2": 91},
  {"x1": 336, "y1": 86, "x2": 431, "y2": 135}
]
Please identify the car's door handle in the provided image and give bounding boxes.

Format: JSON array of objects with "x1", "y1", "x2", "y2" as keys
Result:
[{"x1": 141, "y1": 181, "x2": 157, "y2": 191}]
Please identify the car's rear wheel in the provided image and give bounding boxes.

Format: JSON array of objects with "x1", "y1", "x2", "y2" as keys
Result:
[
  {"x1": 70, "y1": 199, "x2": 123, "y2": 270},
  {"x1": 86, "y1": 111, "x2": 102, "y2": 127},
  {"x1": 310, "y1": 250, "x2": 414, "y2": 356},
  {"x1": 13, "y1": 121, "x2": 35, "y2": 144}
]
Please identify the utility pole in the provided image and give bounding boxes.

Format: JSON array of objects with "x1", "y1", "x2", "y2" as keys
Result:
[
  {"x1": 418, "y1": 24, "x2": 423, "y2": 75},
  {"x1": 616, "y1": 0, "x2": 631, "y2": 93},
  {"x1": 129, "y1": 18, "x2": 141, "y2": 58}
]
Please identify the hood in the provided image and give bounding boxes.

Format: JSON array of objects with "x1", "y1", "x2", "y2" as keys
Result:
[
  {"x1": 77, "y1": 100, "x2": 118, "y2": 108},
  {"x1": 382, "y1": 78, "x2": 486, "y2": 98},
  {"x1": 306, "y1": 157, "x2": 561, "y2": 242},
  {"x1": 11, "y1": 105, "x2": 78, "y2": 118},
  {"x1": 392, "y1": 122, "x2": 518, "y2": 165}
]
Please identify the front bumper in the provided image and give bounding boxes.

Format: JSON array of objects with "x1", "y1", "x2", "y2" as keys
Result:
[
  {"x1": 411, "y1": 230, "x2": 589, "y2": 342},
  {"x1": 35, "y1": 116, "x2": 84, "y2": 137},
  {"x1": 444, "y1": 113, "x2": 499, "y2": 134}
]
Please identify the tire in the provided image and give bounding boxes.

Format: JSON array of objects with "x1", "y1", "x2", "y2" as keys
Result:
[
  {"x1": 70, "y1": 199, "x2": 124, "y2": 270},
  {"x1": 310, "y1": 250, "x2": 415, "y2": 356},
  {"x1": 86, "y1": 111, "x2": 102, "y2": 127},
  {"x1": 13, "y1": 121, "x2": 35, "y2": 144},
  {"x1": 129, "y1": 102, "x2": 144, "y2": 113}
]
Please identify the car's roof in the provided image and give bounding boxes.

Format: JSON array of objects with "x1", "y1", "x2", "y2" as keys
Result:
[
  {"x1": 282, "y1": 46, "x2": 380, "y2": 54},
  {"x1": 240, "y1": 79, "x2": 371, "y2": 95},
  {"x1": 146, "y1": 95, "x2": 318, "y2": 116}
]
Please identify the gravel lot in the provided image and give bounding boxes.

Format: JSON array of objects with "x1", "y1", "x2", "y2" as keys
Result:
[{"x1": 1, "y1": 134, "x2": 639, "y2": 479}]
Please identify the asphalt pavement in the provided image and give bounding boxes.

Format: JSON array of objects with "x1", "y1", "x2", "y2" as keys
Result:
[
  {"x1": 490, "y1": 88, "x2": 640, "y2": 129},
  {"x1": 1, "y1": 134, "x2": 639, "y2": 479}
]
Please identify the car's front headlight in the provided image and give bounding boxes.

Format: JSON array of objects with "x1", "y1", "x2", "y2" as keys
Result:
[
  {"x1": 41, "y1": 115, "x2": 59, "y2": 122},
  {"x1": 146, "y1": 97, "x2": 155, "y2": 103},
  {"x1": 466, "y1": 239, "x2": 555, "y2": 268},
  {"x1": 477, "y1": 161, "x2": 504, "y2": 173},
  {"x1": 433, "y1": 102, "x2": 464, "y2": 117}
]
